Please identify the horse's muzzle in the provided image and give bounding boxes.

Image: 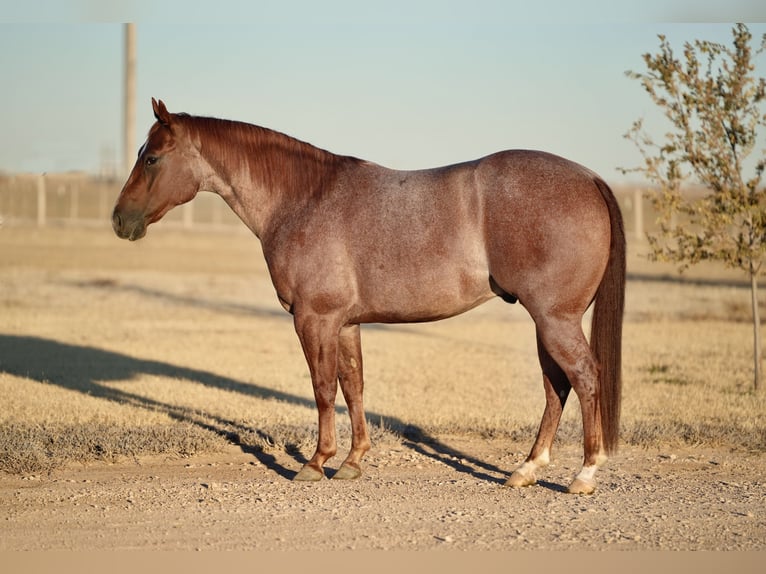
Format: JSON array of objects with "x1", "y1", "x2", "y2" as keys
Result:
[{"x1": 112, "y1": 209, "x2": 147, "y2": 241}]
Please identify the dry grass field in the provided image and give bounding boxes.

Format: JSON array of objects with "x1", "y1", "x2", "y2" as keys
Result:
[
  {"x1": 1, "y1": 223, "x2": 763, "y2": 469},
  {"x1": 1, "y1": 222, "x2": 765, "y2": 550}
]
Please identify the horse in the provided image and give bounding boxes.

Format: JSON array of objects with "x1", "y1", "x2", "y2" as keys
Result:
[{"x1": 113, "y1": 98, "x2": 625, "y2": 494}]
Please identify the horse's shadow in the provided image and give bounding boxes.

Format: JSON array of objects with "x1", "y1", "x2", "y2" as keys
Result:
[{"x1": 0, "y1": 334, "x2": 515, "y2": 485}]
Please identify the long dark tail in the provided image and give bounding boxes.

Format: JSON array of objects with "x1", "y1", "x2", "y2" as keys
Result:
[{"x1": 590, "y1": 178, "x2": 626, "y2": 455}]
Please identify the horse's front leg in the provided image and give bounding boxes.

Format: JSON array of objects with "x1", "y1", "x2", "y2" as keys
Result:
[
  {"x1": 333, "y1": 324, "x2": 371, "y2": 479},
  {"x1": 293, "y1": 312, "x2": 342, "y2": 481}
]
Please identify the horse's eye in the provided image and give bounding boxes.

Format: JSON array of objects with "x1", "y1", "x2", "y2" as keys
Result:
[{"x1": 145, "y1": 155, "x2": 159, "y2": 167}]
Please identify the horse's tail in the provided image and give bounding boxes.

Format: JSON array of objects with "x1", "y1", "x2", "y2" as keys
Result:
[{"x1": 590, "y1": 178, "x2": 626, "y2": 455}]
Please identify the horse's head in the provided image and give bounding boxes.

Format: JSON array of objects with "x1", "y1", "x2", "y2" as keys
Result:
[{"x1": 112, "y1": 98, "x2": 200, "y2": 240}]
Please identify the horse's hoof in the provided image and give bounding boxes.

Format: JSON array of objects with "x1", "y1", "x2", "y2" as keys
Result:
[
  {"x1": 332, "y1": 463, "x2": 362, "y2": 480},
  {"x1": 504, "y1": 470, "x2": 536, "y2": 488},
  {"x1": 567, "y1": 478, "x2": 596, "y2": 495},
  {"x1": 294, "y1": 464, "x2": 325, "y2": 482}
]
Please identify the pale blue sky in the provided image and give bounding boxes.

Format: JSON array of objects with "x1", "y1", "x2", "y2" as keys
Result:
[{"x1": 1, "y1": 2, "x2": 765, "y2": 183}]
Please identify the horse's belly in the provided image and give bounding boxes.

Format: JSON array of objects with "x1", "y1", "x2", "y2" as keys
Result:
[{"x1": 351, "y1": 262, "x2": 494, "y2": 324}]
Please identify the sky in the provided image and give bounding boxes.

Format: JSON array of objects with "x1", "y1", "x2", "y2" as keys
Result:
[{"x1": 1, "y1": 2, "x2": 766, "y2": 184}]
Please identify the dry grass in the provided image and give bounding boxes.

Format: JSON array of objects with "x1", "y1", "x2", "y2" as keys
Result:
[
  {"x1": 0, "y1": 421, "x2": 222, "y2": 475},
  {"x1": 0, "y1": 225, "x2": 764, "y2": 474}
]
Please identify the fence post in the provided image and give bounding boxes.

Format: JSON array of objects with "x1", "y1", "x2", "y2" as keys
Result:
[
  {"x1": 69, "y1": 183, "x2": 79, "y2": 221},
  {"x1": 183, "y1": 202, "x2": 193, "y2": 229},
  {"x1": 37, "y1": 174, "x2": 46, "y2": 227},
  {"x1": 99, "y1": 181, "x2": 109, "y2": 223},
  {"x1": 212, "y1": 196, "x2": 222, "y2": 227}
]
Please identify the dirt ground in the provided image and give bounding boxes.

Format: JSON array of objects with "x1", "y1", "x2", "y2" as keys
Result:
[
  {"x1": 1, "y1": 225, "x2": 765, "y2": 552},
  {"x1": 1, "y1": 439, "x2": 764, "y2": 551}
]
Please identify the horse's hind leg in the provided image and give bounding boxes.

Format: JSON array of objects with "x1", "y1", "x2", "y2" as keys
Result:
[
  {"x1": 506, "y1": 330, "x2": 571, "y2": 488},
  {"x1": 333, "y1": 324, "x2": 371, "y2": 479},
  {"x1": 539, "y1": 317, "x2": 606, "y2": 494}
]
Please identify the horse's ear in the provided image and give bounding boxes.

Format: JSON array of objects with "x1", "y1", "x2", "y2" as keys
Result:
[{"x1": 151, "y1": 98, "x2": 172, "y2": 128}]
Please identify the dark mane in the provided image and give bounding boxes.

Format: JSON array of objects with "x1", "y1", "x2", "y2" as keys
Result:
[{"x1": 176, "y1": 114, "x2": 361, "y2": 200}]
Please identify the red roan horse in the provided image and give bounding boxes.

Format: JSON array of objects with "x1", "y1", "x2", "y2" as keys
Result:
[{"x1": 113, "y1": 99, "x2": 625, "y2": 494}]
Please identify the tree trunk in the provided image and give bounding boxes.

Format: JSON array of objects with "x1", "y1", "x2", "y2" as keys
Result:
[{"x1": 750, "y1": 271, "x2": 762, "y2": 392}]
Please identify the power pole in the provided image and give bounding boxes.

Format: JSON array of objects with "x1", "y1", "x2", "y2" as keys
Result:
[{"x1": 123, "y1": 23, "x2": 136, "y2": 179}]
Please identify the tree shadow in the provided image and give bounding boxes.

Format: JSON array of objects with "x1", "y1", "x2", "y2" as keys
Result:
[{"x1": 0, "y1": 334, "x2": 512, "y2": 484}]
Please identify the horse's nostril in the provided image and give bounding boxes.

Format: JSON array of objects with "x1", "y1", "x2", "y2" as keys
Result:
[{"x1": 112, "y1": 211, "x2": 128, "y2": 238}]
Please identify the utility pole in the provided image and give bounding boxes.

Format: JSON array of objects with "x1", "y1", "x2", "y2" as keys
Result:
[{"x1": 123, "y1": 23, "x2": 136, "y2": 178}]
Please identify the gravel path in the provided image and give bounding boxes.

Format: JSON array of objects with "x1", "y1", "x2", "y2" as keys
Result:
[{"x1": 2, "y1": 439, "x2": 763, "y2": 551}]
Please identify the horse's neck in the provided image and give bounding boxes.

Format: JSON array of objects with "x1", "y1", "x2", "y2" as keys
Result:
[{"x1": 196, "y1": 122, "x2": 346, "y2": 239}]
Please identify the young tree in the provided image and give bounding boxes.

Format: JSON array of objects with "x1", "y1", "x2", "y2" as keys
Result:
[{"x1": 623, "y1": 24, "x2": 766, "y2": 391}]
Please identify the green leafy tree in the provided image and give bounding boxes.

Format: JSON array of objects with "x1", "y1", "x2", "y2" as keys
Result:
[{"x1": 623, "y1": 24, "x2": 766, "y2": 391}]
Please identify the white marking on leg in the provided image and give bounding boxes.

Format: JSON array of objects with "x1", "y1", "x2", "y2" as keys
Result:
[
  {"x1": 535, "y1": 448, "x2": 551, "y2": 467},
  {"x1": 514, "y1": 460, "x2": 537, "y2": 477},
  {"x1": 513, "y1": 448, "x2": 549, "y2": 479},
  {"x1": 575, "y1": 464, "x2": 598, "y2": 483},
  {"x1": 507, "y1": 448, "x2": 553, "y2": 487}
]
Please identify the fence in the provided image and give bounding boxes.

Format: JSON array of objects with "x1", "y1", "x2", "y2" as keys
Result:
[
  {"x1": 0, "y1": 172, "x2": 654, "y2": 238},
  {"x1": 0, "y1": 172, "x2": 243, "y2": 231}
]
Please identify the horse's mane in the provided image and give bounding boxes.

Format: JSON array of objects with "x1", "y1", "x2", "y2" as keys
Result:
[{"x1": 176, "y1": 114, "x2": 361, "y2": 199}]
